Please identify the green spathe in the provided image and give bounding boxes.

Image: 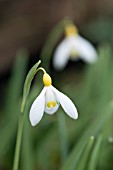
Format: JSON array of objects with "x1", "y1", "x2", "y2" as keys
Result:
[{"x1": 21, "y1": 60, "x2": 41, "y2": 113}]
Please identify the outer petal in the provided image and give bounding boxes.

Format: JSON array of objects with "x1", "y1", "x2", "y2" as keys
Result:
[
  {"x1": 71, "y1": 35, "x2": 98, "y2": 63},
  {"x1": 51, "y1": 86, "x2": 78, "y2": 119},
  {"x1": 29, "y1": 87, "x2": 46, "y2": 126},
  {"x1": 53, "y1": 38, "x2": 72, "y2": 70}
]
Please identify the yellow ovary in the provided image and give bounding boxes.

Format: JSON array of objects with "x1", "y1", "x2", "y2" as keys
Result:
[
  {"x1": 43, "y1": 73, "x2": 52, "y2": 86},
  {"x1": 47, "y1": 101, "x2": 56, "y2": 108},
  {"x1": 65, "y1": 24, "x2": 78, "y2": 37}
]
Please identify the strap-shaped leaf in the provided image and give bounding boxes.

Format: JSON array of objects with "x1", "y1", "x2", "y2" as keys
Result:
[
  {"x1": 5, "y1": 49, "x2": 29, "y2": 115},
  {"x1": 88, "y1": 135, "x2": 102, "y2": 170},
  {"x1": 60, "y1": 101, "x2": 113, "y2": 170},
  {"x1": 76, "y1": 136, "x2": 94, "y2": 170}
]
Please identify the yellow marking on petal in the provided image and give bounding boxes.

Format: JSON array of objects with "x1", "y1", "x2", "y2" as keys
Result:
[
  {"x1": 43, "y1": 73, "x2": 52, "y2": 86},
  {"x1": 65, "y1": 24, "x2": 78, "y2": 37},
  {"x1": 47, "y1": 101, "x2": 56, "y2": 108}
]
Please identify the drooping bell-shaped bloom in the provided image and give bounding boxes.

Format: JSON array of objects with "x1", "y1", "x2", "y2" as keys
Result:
[
  {"x1": 29, "y1": 72, "x2": 78, "y2": 126},
  {"x1": 53, "y1": 24, "x2": 98, "y2": 70}
]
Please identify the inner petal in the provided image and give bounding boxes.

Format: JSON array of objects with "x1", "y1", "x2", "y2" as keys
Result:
[
  {"x1": 45, "y1": 87, "x2": 59, "y2": 114},
  {"x1": 70, "y1": 47, "x2": 79, "y2": 60},
  {"x1": 45, "y1": 87, "x2": 57, "y2": 105}
]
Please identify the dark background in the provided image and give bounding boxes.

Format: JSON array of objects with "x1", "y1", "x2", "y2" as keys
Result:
[{"x1": 0, "y1": 0, "x2": 113, "y2": 73}]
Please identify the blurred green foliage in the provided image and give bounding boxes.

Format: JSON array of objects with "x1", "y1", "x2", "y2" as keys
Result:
[{"x1": 0, "y1": 43, "x2": 113, "y2": 170}]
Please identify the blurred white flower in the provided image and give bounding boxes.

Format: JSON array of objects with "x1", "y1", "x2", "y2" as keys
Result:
[
  {"x1": 30, "y1": 72, "x2": 78, "y2": 126},
  {"x1": 53, "y1": 24, "x2": 98, "y2": 70}
]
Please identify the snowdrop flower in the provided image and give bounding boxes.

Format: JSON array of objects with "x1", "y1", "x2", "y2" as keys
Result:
[
  {"x1": 53, "y1": 24, "x2": 98, "y2": 70},
  {"x1": 29, "y1": 69, "x2": 78, "y2": 126}
]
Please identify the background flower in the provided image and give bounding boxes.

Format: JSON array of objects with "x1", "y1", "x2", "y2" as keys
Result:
[{"x1": 53, "y1": 25, "x2": 98, "y2": 70}]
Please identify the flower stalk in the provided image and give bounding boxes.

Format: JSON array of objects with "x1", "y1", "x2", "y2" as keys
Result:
[
  {"x1": 12, "y1": 113, "x2": 24, "y2": 170},
  {"x1": 12, "y1": 61, "x2": 41, "y2": 170}
]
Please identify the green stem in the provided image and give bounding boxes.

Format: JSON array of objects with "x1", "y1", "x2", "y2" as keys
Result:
[{"x1": 12, "y1": 113, "x2": 24, "y2": 170}]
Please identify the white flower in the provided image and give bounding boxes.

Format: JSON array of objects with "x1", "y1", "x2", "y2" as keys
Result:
[
  {"x1": 53, "y1": 24, "x2": 98, "y2": 70},
  {"x1": 29, "y1": 72, "x2": 78, "y2": 126}
]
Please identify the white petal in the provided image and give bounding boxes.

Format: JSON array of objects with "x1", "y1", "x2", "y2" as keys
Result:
[
  {"x1": 51, "y1": 86, "x2": 78, "y2": 119},
  {"x1": 45, "y1": 103, "x2": 59, "y2": 114},
  {"x1": 71, "y1": 35, "x2": 98, "y2": 63},
  {"x1": 45, "y1": 86, "x2": 59, "y2": 114},
  {"x1": 29, "y1": 87, "x2": 46, "y2": 126},
  {"x1": 53, "y1": 38, "x2": 72, "y2": 70}
]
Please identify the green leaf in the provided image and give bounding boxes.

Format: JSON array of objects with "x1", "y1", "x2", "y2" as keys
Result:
[
  {"x1": 76, "y1": 136, "x2": 94, "y2": 170},
  {"x1": 82, "y1": 19, "x2": 113, "y2": 43},
  {"x1": 88, "y1": 135, "x2": 102, "y2": 170},
  {"x1": 60, "y1": 101, "x2": 113, "y2": 170},
  {"x1": 21, "y1": 60, "x2": 41, "y2": 113},
  {"x1": 5, "y1": 49, "x2": 29, "y2": 116},
  {"x1": 0, "y1": 51, "x2": 29, "y2": 154}
]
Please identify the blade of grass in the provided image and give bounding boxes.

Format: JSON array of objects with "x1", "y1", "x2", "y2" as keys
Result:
[
  {"x1": 5, "y1": 49, "x2": 29, "y2": 115},
  {"x1": 76, "y1": 136, "x2": 94, "y2": 170},
  {"x1": 88, "y1": 135, "x2": 102, "y2": 170},
  {"x1": 0, "y1": 51, "x2": 29, "y2": 155}
]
